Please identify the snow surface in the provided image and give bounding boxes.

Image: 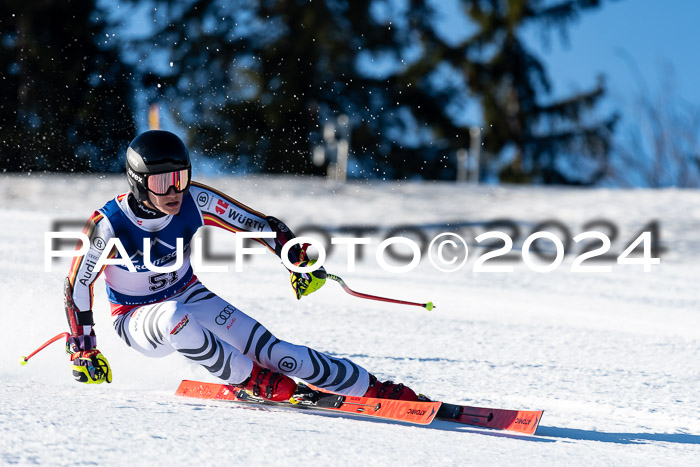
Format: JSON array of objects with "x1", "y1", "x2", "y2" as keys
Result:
[{"x1": 1, "y1": 173, "x2": 699, "y2": 465}]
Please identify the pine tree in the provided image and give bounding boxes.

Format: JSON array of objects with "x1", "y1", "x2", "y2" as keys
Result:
[
  {"x1": 130, "y1": 0, "x2": 405, "y2": 175},
  {"x1": 0, "y1": 0, "x2": 135, "y2": 172},
  {"x1": 461, "y1": 0, "x2": 617, "y2": 184},
  {"x1": 125, "y1": 0, "x2": 615, "y2": 183}
]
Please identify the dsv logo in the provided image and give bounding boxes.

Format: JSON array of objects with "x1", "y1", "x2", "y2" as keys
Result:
[{"x1": 215, "y1": 305, "x2": 236, "y2": 325}]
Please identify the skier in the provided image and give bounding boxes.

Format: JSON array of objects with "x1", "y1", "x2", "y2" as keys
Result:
[{"x1": 65, "y1": 130, "x2": 420, "y2": 402}]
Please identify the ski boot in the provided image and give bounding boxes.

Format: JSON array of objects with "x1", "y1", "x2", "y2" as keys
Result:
[
  {"x1": 363, "y1": 374, "x2": 420, "y2": 401},
  {"x1": 236, "y1": 362, "x2": 297, "y2": 402}
]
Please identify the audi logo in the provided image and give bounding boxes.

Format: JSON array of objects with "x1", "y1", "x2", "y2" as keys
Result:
[{"x1": 215, "y1": 305, "x2": 236, "y2": 325}]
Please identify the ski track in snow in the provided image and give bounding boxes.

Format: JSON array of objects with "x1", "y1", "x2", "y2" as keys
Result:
[{"x1": 1, "y1": 174, "x2": 699, "y2": 465}]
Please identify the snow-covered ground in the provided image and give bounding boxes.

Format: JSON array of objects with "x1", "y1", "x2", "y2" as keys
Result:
[{"x1": 1, "y1": 173, "x2": 698, "y2": 465}]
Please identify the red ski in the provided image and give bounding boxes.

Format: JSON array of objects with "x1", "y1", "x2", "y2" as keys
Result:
[
  {"x1": 306, "y1": 381, "x2": 543, "y2": 435},
  {"x1": 176, "y1": 380, "x2": 440, "y2": 425},
  {"x1": 436, "y1": 402, "x2": 543, "y2": 435},
  {"x1": 175, "y1": 380, "x2": 543, "y2": 434}
]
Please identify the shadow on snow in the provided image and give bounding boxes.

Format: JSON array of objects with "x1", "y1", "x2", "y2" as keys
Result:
[
  {"x1": 537, "y1": 426, "x2": 700, "y2": 445},
  {"x1": 184, "y1": 399, "x2": 700, "y2": 445}
]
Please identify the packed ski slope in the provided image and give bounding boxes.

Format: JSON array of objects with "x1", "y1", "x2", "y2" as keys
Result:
[{"x1": 1, "y1": 173, "x2": 698, "y2": 465}]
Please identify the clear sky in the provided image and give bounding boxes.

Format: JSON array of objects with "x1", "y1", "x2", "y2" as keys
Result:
[{"x1": 525, "y1": 0, "x2": 700, "y2": 116}]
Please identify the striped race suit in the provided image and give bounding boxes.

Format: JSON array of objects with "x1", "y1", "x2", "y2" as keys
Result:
[{"x1": 65, "y1": 181, "x2": 369, "y2": 396}]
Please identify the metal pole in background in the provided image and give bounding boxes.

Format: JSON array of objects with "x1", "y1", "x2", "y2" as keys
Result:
[
  {"x1": 468, "y1": 126, "x2": 481, "y2": 183},
  {"x1": 312, "y1": 114, "x2": 350, "y2": 182},
  {"x1": 323, "y1": 121, "x2": 337, "y2": 179},
  {"x1": 456, "y1": 148, "x2": 468, "y2": 182},
  {"x1": 336, "y1": 115, "x2": 350, "y2": 183}
]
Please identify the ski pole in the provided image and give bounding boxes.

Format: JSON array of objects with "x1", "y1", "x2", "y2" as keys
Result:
[
  {"x1": 327, "y1": 273, "x2": 434, "y2": 310},
  {"x1": 20, "y1": 332, "x2": 69, "y2": 366}
]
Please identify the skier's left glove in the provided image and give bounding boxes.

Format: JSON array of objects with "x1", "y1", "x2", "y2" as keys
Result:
[
  {"x1": 290, "y1": 260, "x2": 327, "y2": 299},
  {"x1": 66, "y1": 334, "x2": 112, "y2": 384}
]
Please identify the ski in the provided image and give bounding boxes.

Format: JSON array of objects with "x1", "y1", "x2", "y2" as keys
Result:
[
  {"x1": 306, "y1": 381, "x2": 543, "y2": 435},
  {"x1": 436, "y1": 402, "x2": 543, "y2": 435},
  {"x1": 175, "y1": 380, "x2": 440, "y2": 425},
  {"x1": 175, "y1": 380, "x2": 543, "y2": 434}
]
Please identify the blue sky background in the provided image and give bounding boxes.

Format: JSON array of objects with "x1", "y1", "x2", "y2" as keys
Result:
[
  {"x1": 524, "y1": 0, "x2": 700, "y2": 117},
  {"x1": 430, "y1": 0, "x2": 700, "y2": 125}
]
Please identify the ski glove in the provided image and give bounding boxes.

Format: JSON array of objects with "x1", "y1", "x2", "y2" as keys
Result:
[
  {"x1": 290, "y1": 260, "x2": 327, "y2": 299},
  {"x1": 66, "y1": 334, "x2": 112, "y2": 384}
]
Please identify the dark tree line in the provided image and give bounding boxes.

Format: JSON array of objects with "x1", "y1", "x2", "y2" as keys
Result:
[
  {"x1": 0, "y1": 0, "x2": 135, "y2": 172},
  {"x1": 1, "y1": 0, "x2": 617, "y2": 184}
]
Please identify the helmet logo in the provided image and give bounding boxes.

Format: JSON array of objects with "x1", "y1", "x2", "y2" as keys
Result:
[
  {"x1": 127, "y1": 166, "x2": 144, "y2": 184},
  {"x1": 127, "y1": 147, "x2": 142, "y2": 167}
]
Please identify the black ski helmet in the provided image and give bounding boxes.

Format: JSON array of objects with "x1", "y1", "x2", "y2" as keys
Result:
[{"x1": 126, "y1": 130, "x2": 191, "y2": 203}]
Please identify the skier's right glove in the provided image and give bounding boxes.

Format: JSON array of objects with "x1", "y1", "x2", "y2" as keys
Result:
[
  {"x1": 290, "y1": 260, "x2": 327, "y2": 299},
  {"x1": 66, "y1": 334, "x2": 112, "y2": 384}
]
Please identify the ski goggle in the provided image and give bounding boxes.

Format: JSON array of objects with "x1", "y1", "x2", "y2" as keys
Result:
[{"x1": 146, "y1": 169, "x2": 191, "y2": 195}]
